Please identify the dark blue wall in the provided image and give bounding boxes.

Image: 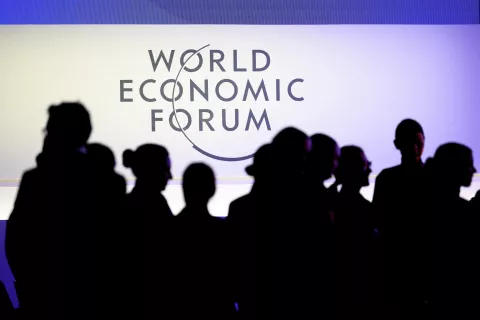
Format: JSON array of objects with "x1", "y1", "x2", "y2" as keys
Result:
[{"x1": 0, "y1": 0, "x2": 478, "y2": 24}]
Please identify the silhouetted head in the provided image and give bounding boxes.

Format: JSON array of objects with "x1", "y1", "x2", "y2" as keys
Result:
[
  {"x1": 44, "y1": 102, "x2": 92, "y2": 152},
  {"x1": 271, "y1": 127, "x2": 310, "y2": 178},
  {"x1": 306, "y1": 133, "x2": 340, "y2": 182},
  {"x1": 245, "y1": 144, "x2": 273, "y2": 181},
  {"x1": 123, "y1": 144, "x2": 172, "y2": 191},
  {"x1": 334, "y1": 146, "x2": 372, "y2": 189},
  {"x1": 394, "y1": 119, "x2": 424, "y2": 163},
  {"x1": 428, "y1": 143, "x2": 476, "y2": 189},
  {"x1": 182, "y1": 163, "x2": 216, "y2": 207},
  {"x1": 87, "y1": 143, "x2": 116, "y2": 172}
]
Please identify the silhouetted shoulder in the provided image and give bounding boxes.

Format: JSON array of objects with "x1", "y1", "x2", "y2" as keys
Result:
[
  {"x1": 10, "y1": 169, "x2": 42, "y2": 212},
  {"x1": 231, "y1": 194, "x2": 250, "y2": 206},
  {"x1": 228, "y1": 194, "x2": 254, "y2": 221},
  {"x1": 19, "y1": 168, "x2": 39, "y2": 183},
  {"x1": 377, "y1": 165, "x2": 403, "y2": 180},
  {"x1": 229, "y1": 194, "x2": 251, "y2": 210}
]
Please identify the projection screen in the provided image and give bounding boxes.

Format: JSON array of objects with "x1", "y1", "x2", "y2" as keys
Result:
[{"x1": 0, "y1": 25, "x2": 479, "y2": 184}]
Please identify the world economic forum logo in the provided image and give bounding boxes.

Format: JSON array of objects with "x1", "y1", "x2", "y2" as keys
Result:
[{"x1": 119, "y1": 44, "x2": 304, "y2": 161}]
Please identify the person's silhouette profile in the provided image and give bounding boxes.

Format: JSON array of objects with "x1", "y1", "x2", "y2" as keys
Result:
[
  {"x1": 172, "y1": 163, "x2": 235, "y2": 320},
  {"x1": 424, "y1": 143, "x2": 477, "y2": 318},
  {"x1": 306, "y1": 133, "x2": 340, "y2": 186},
  {"x1": 5, "y1": 102, "x2": 107, "y2": 319},
  {"x1": 371, "y1": 119, "x2": 428, "y2": 318},
  {"x1": 333, "y1": 146, "x2": 374, "y2": 319},
  {"x1": 122, "y1": 143, "x2": 174, "y2": 319},
  {"x1": 306, "y1": 133, "x2": 340, "y2": 223},
  {"x1": 227, "y1": 144, "x2": 273, "y2": 320},
  {"x1": 266, "y1": 127, "x2": 335, "y2": 320}
]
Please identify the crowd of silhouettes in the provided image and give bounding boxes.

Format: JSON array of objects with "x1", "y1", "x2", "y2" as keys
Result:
[{"x1": 0, "y1": 102, "x2": 478, "y2": 320}]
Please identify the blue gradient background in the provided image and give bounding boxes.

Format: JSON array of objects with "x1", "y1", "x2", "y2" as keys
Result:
[
  {"x1": 1, "y1": 0, "x2": 479, "y2": 308},
  {"x1": 0, "y1": 0, "x2": 478, "y2": 24}
]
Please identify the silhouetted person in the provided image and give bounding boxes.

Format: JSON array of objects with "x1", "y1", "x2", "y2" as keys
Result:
[
  {"x1": 306, "y1": 133, "x2": 340, "y2": 223},
  {"x1": 227, "y1": 144, "x2": 273, "y2": 319},
  {"x1": 372, "y1": 119, "x2": 428, "y2": 318},
  {"x1": 267, "y1": 127, "x2": 334, "y2": 319},
  {"x1": 424, "y1": 143, "x2": 477, "y2": 319},
  {"x1": 123, "y1": 144, "x2": 174, "y2": 318},
  {"x1": 333, "y1": 146, "x2": 375, "y2": 319},
  {"x1": 5, "y1": 102, "x2": 104, "y2": 320},
  {"x1": 87, "y1": 142, "x2": 127, "y2": 201},
  {"x1": 171, "y1": 163, "x2": 235, "y2": 320},
  {"x1": 124, "y1": 144, "x2": 172, "y2": 219},
  {"x1": 85, "y1": 143, "x2": 128, "y2": 317},
  {"x1": 271, "y1": 127, "x2": 310, "y2": 183}
]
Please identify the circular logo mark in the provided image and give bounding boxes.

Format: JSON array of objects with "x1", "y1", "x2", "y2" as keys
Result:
[{"x1": 171, "y1": 44, "x2": 255, "y2": 162}]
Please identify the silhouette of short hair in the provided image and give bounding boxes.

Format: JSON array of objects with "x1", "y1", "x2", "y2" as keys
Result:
[
  {"x1": 182, "y1": 163, "x2": 216, "y2": 205},
  {"x1": 307, "y1": 133, "x2": 339, "y2": 181},
  {"x1": 310, "y1": 134, "x2": 338, "y2": 157},
  {"x1": 271, "y1": 127, "x2": 309, "y2": 162},
  {"x1": 271, "y1": 127, "x2": 309, "y2": 177},
  {"x1": 433, "y1": 143, "x2": 472, "y2": 167},
  {"x1": 339, "y1": 145, "x2": 364, "y2": 166},
  {"x1": 46, "y1": 102, "x2": 92, "y2": 148},
  {"x1": 395, "y1": 119, "x2": 424, "y2": 141},
  {"x1": 335, "y1": 145, "x2": 370, "y2": 185},
  {"x1": 245, "y1": 144, "x2": 273, "y2": 176},
  {"x1": 272, "y1": 127, "x2": 308, "y2": 150},
  {"x1": 88, "y1": 143, "x2": 116, "y2": 170},
  {"x1": 428, "y1": 142, "x2": 476, "y2": 187}
]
